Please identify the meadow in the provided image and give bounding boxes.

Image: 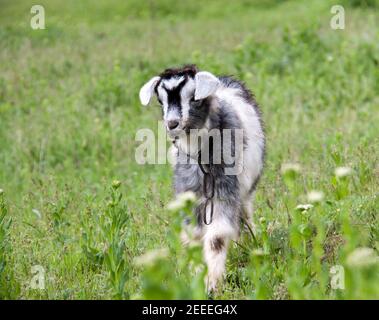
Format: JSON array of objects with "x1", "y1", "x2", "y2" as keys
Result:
[{"x1": 0, "y1": 0, "x2": 378, "y2": 299}]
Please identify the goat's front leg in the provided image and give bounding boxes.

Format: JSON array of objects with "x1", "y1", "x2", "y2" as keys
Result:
[{"x1": 202, "y1": 200, "x2": 239, "y2": 293}]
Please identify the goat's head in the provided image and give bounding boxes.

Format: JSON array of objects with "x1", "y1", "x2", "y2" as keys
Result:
[{"x1": 139, "y1": 65, "x2": 220, "y2": 137}]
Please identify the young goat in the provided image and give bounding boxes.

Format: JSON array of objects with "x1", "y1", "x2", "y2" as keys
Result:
[{"x1": 139, "y1": 65, "x2": 265, "y2": 292}]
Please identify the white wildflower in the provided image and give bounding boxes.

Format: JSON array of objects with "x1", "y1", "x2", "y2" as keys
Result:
[
  {"x1": 335, "y1": 166, "x2": 352, "y2": 178},
  {"x1": 167, "y1": 191, "x2": 196, "y2": 211},
  {"x1": 134, "y1": 248, "x2": 169, "y2": 267},
  {"x1": 346, "y1": 247, "x2": 379, "y2": 268},
  {"x1": 252, "y1": 248, "x2": 269, "y2": 256},
  {"x1": 281, "y1": 163, "x2": 301, "y2": 175},
  {"x1": 307, "y1": 190, "x2": 324, "y2": 203},
  {"x1": 296, "y1": 204, "x2": 314, "y2": 212}
]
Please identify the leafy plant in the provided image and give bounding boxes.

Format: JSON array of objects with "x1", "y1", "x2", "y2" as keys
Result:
[
  {"x1": 136, "y1": 192, "x2": 207, "y2": 299},
  {"x1": 80, "y1": 181, "x2": 131, "y2": 299},
  {"x1": 0, "y1": 191, "x2": 20, "y2": 299}
]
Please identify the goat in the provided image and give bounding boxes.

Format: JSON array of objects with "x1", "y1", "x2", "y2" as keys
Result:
[{"x1": 139, "y1": 64, "x2": 265, "y2": 292}]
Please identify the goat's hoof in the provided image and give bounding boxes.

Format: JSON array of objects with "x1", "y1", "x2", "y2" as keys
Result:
[{"x1": 205, "y1": 275, "x2": 220, "y2": 296}]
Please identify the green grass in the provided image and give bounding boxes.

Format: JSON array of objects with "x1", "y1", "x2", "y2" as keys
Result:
[{"x1": 0, "y1": 0, "x2": 378, "y2": 299}]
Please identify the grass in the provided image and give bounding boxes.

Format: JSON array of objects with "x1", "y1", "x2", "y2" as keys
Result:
[{"x1": 0, "y1": 0, "x2": 378, "y2": 299}]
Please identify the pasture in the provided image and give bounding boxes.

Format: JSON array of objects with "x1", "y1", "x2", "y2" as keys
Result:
[{"x1": 0, "y1": 0, "x2": 378, "y2": 299}]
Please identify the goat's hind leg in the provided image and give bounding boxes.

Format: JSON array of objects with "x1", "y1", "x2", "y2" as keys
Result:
[{"x1": 203, "y1": 207, "x2": 239, "y2": 293}]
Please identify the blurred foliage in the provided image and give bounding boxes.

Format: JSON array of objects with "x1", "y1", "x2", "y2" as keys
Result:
[
  {"x1": 0, "y1": 192, "x2": 20, "y2": 299},
  {"x1": 342, "y1": 0, "x2": 379, "y2": 7}
]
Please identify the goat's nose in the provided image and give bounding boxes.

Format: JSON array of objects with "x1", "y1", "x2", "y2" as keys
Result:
[{"x1": 167, "y1": 120, "x2": 179, "y2": 130}]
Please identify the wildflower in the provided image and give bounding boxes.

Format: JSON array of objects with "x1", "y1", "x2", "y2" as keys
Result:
[
  {"x1": 0, "y1": 188, "x2": 4, "y2": 195},
  {"x1": 112, "y1": 180, "x2": 121, "y2": 189},
  {"x1": 346, "y1": 247, "x2": 379, "y2": 268},
  {"x1": 167, "y1": 191, "x2": 196, "y2": 212},
  {"x1": 307, "y1": 190, "x2": 324, "y2": 203},
  {"x1": 296, "y1": 204, "x2": 314, "y2": 212},
  {"x1": 259, "y1": 216, "x2": 267, "y2": 224},
  {"x1": 134, "y1": 248, "x2": 169, "y2": 266},
  {"x1": 280, "y1": 163, "x2": 301, "y2": 175},
  {"x1": 252, "y1": 248, "x2": 269, "y2": 256},
  {"x1": 335, "y1": 166, "x2": 352, "y2": 178}
]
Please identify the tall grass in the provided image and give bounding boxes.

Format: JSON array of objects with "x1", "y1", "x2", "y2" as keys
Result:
[{"x1": 0, "y1": 0, "x2": 378, "y2": 299}]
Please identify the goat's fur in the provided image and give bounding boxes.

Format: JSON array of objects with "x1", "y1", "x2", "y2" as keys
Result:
[{"x1": 139, "y1": 64, "x2": 265, "y2": 292}]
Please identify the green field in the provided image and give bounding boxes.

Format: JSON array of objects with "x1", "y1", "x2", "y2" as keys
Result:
[{"x1": 0, "y1": 0, "x2": 378, "y2": 299}]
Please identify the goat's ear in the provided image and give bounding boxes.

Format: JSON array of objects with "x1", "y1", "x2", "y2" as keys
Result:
[
  {"x1": 139, "y1": 76, "x2": 160, "y2": 106},
  {"x1": 194, "y1": 71, "x2": 220, "y2": 100}
]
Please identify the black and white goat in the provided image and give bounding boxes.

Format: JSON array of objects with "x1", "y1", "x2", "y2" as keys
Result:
[{"x1": 139, "y1": 65, "x2": 265, "y2": 292}]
